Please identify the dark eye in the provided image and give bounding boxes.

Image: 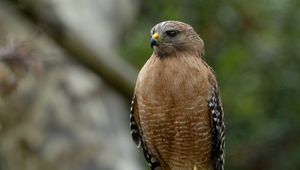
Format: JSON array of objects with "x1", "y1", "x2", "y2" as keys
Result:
[{"x1": 165, "y1": 30, "x2": 178, "y2": 37}]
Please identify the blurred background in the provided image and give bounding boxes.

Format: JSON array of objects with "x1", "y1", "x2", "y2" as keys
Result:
[{"x1": 0, "y1": 0, "x2": 299, "y2": 170}]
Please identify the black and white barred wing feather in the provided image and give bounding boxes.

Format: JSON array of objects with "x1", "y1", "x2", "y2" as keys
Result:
[
  {"x1": 130, "y1": 95, "x2": 161, "y2": 170},
  {"x1": 209, "y1": 85, "x2": 225, "y2": 170},
  {"x1": 130, "y1": 96, "x2": 141, "y2": 147}
]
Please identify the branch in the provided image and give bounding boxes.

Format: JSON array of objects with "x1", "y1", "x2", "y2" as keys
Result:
[{"x1": 6, "y1": 0, "x2": 137, "y2": 99}]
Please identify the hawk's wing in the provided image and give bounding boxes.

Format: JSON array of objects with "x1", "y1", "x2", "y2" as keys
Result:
[
  {"x1": 209, "y1": 85, "x2": 225, "y2": 170},
  {"x1": 130, "y1": 95, "x2": 161, "y2": 170}
]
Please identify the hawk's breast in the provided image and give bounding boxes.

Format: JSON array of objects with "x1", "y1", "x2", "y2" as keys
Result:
[{"x1": 135, "y1": 55, "x2": 214, "y2": 170}]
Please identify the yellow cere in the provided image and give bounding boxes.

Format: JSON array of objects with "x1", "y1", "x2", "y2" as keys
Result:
[{"x1": 152, "y1": 33, "x2": 160, "y2": 40}]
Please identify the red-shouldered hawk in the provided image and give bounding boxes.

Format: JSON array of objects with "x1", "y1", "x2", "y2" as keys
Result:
[{"x1": 130, "y1": 21, "x2": 225, "y2": 170}]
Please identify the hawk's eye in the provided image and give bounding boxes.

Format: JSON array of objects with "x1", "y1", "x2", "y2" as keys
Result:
[{"x1": 165, "y1": 30, "x2": 178, "y2": 37}]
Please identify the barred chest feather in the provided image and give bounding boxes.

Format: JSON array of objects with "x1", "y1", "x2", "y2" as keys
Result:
[{"x1": 135, "y1": 54, "x2": 215, "y2": 170}]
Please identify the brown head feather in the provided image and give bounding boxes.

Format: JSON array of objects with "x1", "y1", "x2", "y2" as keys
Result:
[{"x1": 150, "y1": 21, "x2": 204, "y2": 58}]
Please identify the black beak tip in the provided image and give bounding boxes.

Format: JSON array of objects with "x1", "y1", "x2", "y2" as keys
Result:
[{"x1": 150, "y1": 39, "x2": 158, "y2": 48}]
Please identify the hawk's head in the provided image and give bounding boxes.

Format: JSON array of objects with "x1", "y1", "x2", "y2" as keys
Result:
[{"x1": 150, "y1": 21, "x2": 204, "y2": 57}]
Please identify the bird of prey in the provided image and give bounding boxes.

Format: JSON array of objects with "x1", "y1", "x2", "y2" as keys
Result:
[{"x1": 130, "y1": 21, "x2": 225, "y2": 170}]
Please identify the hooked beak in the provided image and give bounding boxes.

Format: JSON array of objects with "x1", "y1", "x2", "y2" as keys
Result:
[{"x1": 150, "y1": 33, "x2": 160, "y2": 48}]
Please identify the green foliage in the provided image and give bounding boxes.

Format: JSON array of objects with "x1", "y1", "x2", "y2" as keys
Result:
[{"x1": 120, "y1": 0, "x2": 300, "y2": 169}]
